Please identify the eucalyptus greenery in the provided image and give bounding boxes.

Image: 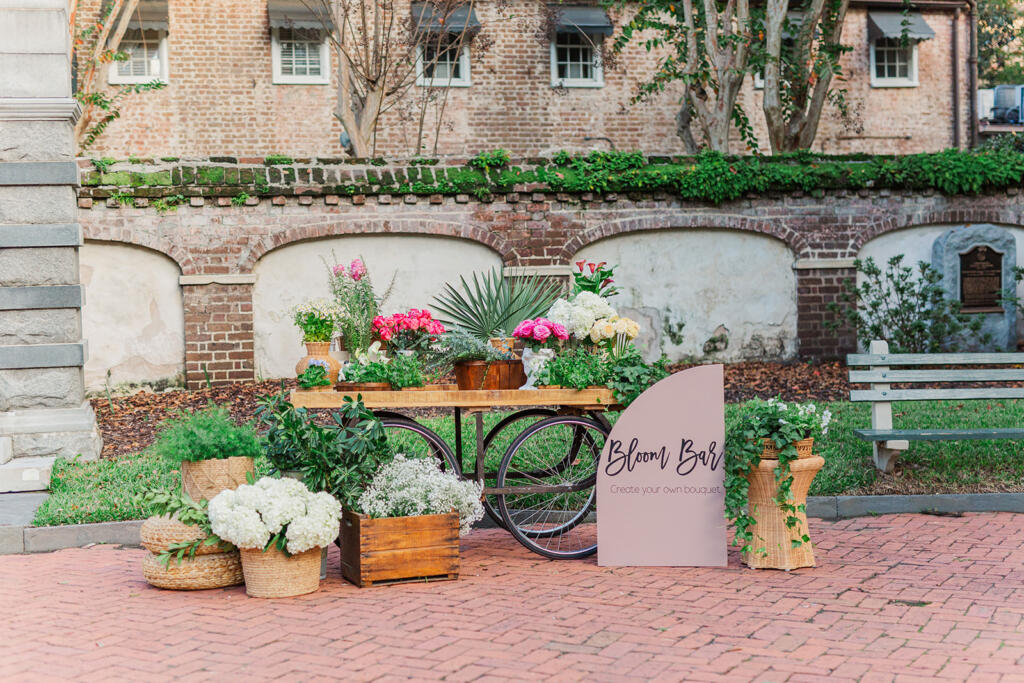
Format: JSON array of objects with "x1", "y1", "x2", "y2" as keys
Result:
[
  {"x1": 254, "y1": 393, "x2": 388, "y2": 510},
  {"x1": 134, "y1": 489, "x2": 230, "y2": 567},
  {"x1": 431, "y1": 268, "x2": 561, "y2": 341},
  {"x1": 150, "y1": 406, "x2": 261, "y2": 464},
  {"x1": 825, "y1": 255, "x2": 988, "y2": 353}
]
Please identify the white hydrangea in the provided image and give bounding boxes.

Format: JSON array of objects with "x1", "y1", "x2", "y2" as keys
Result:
[
  {"x1": 547, "y1": 292, "x2": 617, "y2": 340},
  {"x1": 208, "y1": 477, "x2": 342, "y2": 553},
  {"x1": 358, "y1": 455, "x2": 484, "y2": 536}
]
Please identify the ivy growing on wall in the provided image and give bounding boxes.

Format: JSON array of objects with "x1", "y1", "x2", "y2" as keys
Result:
[{"x1": 82, "y1": 148, "x2": 1024, "y2": 206}]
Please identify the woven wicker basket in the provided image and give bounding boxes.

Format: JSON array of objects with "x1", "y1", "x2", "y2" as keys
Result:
[
  {"x1": 759, "y1": 437, "x2": 815, "y2": 460},
  {"x1": 180, "y1": 456, "x2": 254, "y2": 502},
  {"x1": 239, "y1": 546, "x2": 321, "y2": 598},
  {"x1": 743, "y1": 451, "x2": 825, "y2": 571},
  {"x1": 140, "y1": 515, "x2": 228, "y2": 556},
  {"x1": 142, "y1": 551, "x2": 244, "y2": 590}
]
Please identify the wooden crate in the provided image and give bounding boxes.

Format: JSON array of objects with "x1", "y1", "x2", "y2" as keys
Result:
[{"x1": 340, "y1": 509, "x2": 459, "y2": 587}]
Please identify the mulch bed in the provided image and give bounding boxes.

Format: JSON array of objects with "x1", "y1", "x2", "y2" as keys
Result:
[{"x1": 91, "y1": 361, "x2": 850, "y2": 457}]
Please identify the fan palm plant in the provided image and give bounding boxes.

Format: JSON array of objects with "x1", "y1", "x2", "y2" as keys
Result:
[{"x1": 431, "y1": 268, "x2": 562, "y2": 341}]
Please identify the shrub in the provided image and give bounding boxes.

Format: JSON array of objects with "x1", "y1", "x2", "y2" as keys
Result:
[
  {"x1": 150, "y1": 406, "x2": 261, "y2": 463},
  {"x1": 825, "y1": 255, "x2": 987, "y2": 353},
  {"x1": 604, "y1": 347, "x2": 670, "y2": 407}
]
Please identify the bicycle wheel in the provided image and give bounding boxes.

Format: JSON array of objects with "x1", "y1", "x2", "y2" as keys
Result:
[
  {"x1": 479, "y1": 409, "x2": 557, "y2": 528},
  {"x1": 378, "y1": 415, "x2": 460, "y2": 474},
  {"x1": 495, "y1": 415, "x2": 606, "y2": 559}
]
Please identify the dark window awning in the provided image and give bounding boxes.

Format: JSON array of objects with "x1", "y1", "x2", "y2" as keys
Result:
[
  {"x1": 552, "y1": 5, "x2": 613, "y2": 37},
  {"x1": 412, "y1": 2, "x2": 481, "y2": 34},
  {"x1": 867, "y1": 11, "x2": 935, "y2": 41},
  {"x1": 122, "y1": 0, "x2": 168, "y2": 31},
  {"x1": 269, "y1": 0, "x2": 333, "y2": 30}
]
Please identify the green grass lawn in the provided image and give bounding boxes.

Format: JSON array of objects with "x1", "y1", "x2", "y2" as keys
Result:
[{"x1": 31, "y1": 399, "x2": 1024, "y2": 527}]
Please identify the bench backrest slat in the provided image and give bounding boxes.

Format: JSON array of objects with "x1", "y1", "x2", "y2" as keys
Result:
[
  {"x1": 847, "y1": 352, "x2": 1024, "y2": 366},
  {"x1": 851, "y1": 387, "x2": 1024, "y2": 402},
  {"x1": 849, "y1": 369, "x2": 1024, "y2": 383}
]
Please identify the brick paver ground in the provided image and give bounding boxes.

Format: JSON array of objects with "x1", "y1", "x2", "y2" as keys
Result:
[{"x1": 2, "y1": 513, "x2": 1023, "y2": 681}]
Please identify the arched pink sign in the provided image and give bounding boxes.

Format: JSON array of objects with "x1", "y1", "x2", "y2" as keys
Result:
[{"x1": 598, "y1": 364, "x2": 727, "y2": 566}]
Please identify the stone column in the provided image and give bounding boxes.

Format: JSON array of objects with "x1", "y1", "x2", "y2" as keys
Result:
[{"x1": 0, "y1": 0, "x2": 103, "y2": 491}]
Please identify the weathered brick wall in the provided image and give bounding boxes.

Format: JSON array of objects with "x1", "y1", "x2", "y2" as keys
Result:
[
  {"x1": 76, "y1": 158, "x2": 1024, "y2": 386},
  {"x1": 182, "y1": 283, "x2": 255, "y2": 387},
  {"x1": 77, "y1": 2, "x2": 969, "y2": 159}
]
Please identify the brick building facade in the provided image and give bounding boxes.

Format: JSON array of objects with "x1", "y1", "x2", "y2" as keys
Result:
[{"x1": 77, "y1": 0, "x2": 974, "y2": 159}]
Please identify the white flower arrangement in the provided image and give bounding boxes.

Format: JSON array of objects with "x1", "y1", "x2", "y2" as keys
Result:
[
  {"x1": 209, "y1": 477, "x2": 342, "y2": 555},
  {"x1": 358, "y1": 455, "x2": 484, "y2": 536},
  {"x1": 548, "y1": 291, "x2": 617, "y2": 340}
]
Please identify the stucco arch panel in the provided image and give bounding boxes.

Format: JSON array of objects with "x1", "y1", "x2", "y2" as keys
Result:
[
  {"x1": 80, "y1": 241, "x2": 185, "y2": 391},
  {"x1": 252, "y1": 234, "x2": 504, "y2": 378},
  {"x1": 575, "y1": 229, "x2": 798, "y2": 362}
]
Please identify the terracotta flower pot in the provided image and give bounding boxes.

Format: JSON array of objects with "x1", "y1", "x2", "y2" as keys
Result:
[
  {"x1": 239, "y1": 546, "x2": 322, "y2": 598},
  {"x1": 180, "y1": 456, "x2": 255, "y2": 503},
  {"x1": 295, "y1": 341, "x2": 341, "y2": 383},
  {"x1": 742, "y1": 437, "x2": 823, "y2": 571}
]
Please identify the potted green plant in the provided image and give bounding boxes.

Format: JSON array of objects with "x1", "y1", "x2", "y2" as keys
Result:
[
  {"x1": 725, "y1": 398, "x2": 832, "y2": 571},
  {"x1": 431, "y1": 267, "x2": 561, "y2": 351},
  {"x1": 296, "y1": 364, "x2": 333, "y2": 392},
  {"x1": 293, "y1": 298, "x2": 342, "y2": 382},
  {"x1": 340, "y1": 360, "x2": 392, "y2": 390},
  {"x1": 431, "y1": 329, "x2": 522, "y2": 390},
  {"x1": 343, "y1": 455, "x2": 484, "y2": 587},
  {"x1": 151, "y1": 406, "x2": 260, "y2": 502},
  {"x1": 208, "y1": 477, "x2": 342, "y2": 598}
]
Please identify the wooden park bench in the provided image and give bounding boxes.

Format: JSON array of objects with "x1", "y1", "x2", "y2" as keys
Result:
[{"x1": 848, "y1": 340, "x2": 1024, "y2": 472}]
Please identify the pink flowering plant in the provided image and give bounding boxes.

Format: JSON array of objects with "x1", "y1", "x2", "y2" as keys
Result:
[
  {"x1": 572, "y1": 260, "x2": 619, "y2": 298},
  {"x1": 373, "y1": 309, "x2": 446, "y2": 353},
  {"x1": 512, "y1": 317, "x2": 570, "y2": 350},
  {"x1": 328, "y1": 257, "x2": 380, "y2": 353}
]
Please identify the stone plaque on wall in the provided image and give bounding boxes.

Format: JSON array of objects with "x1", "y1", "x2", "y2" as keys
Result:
[
  {"x1": 959, "y1": 245, "x2": 1003, "y2": 311},
  {"x1": 932, "y1": 224, "x2": 1017, "y2": 350}
]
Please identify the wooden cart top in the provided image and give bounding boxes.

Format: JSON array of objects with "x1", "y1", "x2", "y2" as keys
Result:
[{"x1": 289, "y1": 386, "x2": 621, "y2": 411}]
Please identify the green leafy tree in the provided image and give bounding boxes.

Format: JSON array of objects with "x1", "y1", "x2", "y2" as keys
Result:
[
  {"x1": 609, "y1": 0, "x2": 851, "y2": 154},
  {"x1": 979, "y1": 0, "x2": 1024, "y2": 87}
]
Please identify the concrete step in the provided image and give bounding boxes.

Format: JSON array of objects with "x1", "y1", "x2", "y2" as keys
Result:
[{"x1": 0, "y1": 456, "x2": 54, "y2": 493}]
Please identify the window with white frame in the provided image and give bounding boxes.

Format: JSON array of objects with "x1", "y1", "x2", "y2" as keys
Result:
[
  {"x1": 550, "y1": 32, "x2": 603, "y2": 88},
  {"x1": 109, "y1": 29, "x2": 167, "y2": 84},
  {"x1": 272, "y1": 27, "x2": 329, "y2": 84},
  {"x1": 416, "y1": 37, "x2": 471, "y2": 87},
  {"x1": 870, "y1": 37, "x2": 918, "y2": 87}
]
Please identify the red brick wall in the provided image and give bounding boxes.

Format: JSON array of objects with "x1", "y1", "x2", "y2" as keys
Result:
[
  {"x1": 183, "y1": 284, "x2": 254, "y2": 387},
  {"x1": 77, "y1": 2, "x2": 970, "y2": 158},
  {"x1": 795, "y1": 267, "x2": 858, "y2": 360}
]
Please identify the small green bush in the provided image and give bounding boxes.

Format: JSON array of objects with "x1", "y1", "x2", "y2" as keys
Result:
[{"x1": 151, "y1": 406, "x2": 261, "y2": 463}]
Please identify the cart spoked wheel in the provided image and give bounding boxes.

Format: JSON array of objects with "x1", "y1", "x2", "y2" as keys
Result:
[
  {"x1": 495, "y1": 414, "x2": 607, "y2": 559},
  {"x1": 377, "y1": 413, "x2": 461, "y2": 475},
  {"x1": 479, "y1": 408, "x2": 558, "y2": 529}
]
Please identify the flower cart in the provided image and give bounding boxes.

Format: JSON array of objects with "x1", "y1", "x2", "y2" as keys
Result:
[{"x1": 290, "y1": 386, "x2": 619, "y2": 560}]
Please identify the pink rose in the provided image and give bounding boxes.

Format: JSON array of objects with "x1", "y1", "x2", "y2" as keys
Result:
[
  {"x1": 551, "y1": 323, "x2": 569, "y2": 340},
  {"x1": 378, "y1": 328, "x2": 393, "y2": 341},
  {"x1": 408, "y1": 317, "x2": 421, "y2": 330},
  {"x1": 514, "y1": 320, "x2": 535, "y2": 338},
  {"x1": 533, "y1": 325, "x2": 551, "y2": 342},
  {"x1": 427, "y1": 320, "x2": 445, "y2": 334}
]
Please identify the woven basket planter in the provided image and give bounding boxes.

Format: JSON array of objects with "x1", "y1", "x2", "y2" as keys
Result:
[
  {"x1": 143, "y1": 551, "x2": 244, "y2": 590},
  {"x1": 743, "y1": 438, "x2": 823, "y2": 571},
  {"x1": 240, "y1": 546, "x2": 322, "y2": 598},
  {"x1": 140, "y1": 516, "x2": 227, "y2": 556},
  {"x1": 180, "y1": 456, "x2": 254, "y2": 502}
]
